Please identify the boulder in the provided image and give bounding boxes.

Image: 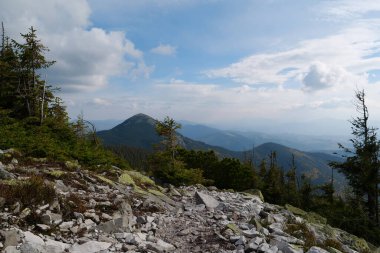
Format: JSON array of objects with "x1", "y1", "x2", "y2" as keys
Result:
[
  {"x1": 307, "y1": 246, "x2": 330, "y2": 253},
  {"x1": 1, "y1": 229, "x2": 22, "y2": 248},
  {"x1": 270, "y1": 238, "x2": 303, "y2": 253},
  {"x1": 195, "y1": 191, "x2": 219, "y2": 209},
  {"x1": 20, "y1": 231, "x2": 69, "y2": 253},
  {"x1": 69, "y1": 241, "x2": 111, "y2": 253},
  {"x1": 0, "y1": 162, "x2": 15, "y2": 179},
  {"x1": 3, "y1": 246, "x2": 21, "y2": 253},
  {"x1": 41, "y1": 212, "x2": 62, "y2": 225}
]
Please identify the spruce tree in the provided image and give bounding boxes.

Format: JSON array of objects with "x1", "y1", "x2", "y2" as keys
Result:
[
  {"x1": 12, "y1": 26, "x2": 55, "y2": 118},
  {"x1": 331, "y1": 89, "x2": 380, "y2": 225}
]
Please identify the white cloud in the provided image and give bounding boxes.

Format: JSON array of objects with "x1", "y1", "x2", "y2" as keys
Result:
[
  {"x1": 302, "y1": 61, "x2": 366, "y2": 92},
  {"x1": 92, "y1": 98, "x2": 112, "y2": 106},
  {"x1": 205, "y1": 23, "x2": 380, "y2": 91},
  {"x1": 322, "y1": 0, "x2": 380, "y2": 19},
  {"x1": 151, "y1": 44, "x2": 177, "y2": 56},
  {"x1": 0, "y1": 0, "x2": 152, "y2": 91}
]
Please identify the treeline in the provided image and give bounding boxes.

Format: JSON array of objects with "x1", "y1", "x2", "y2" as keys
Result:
[{"x1": 0, "y1": 24, "x2": 125, "y2": 168}]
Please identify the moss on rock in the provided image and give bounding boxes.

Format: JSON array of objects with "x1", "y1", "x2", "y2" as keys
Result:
[
  {"x1": 118, "y1": 172, "x2": 136, "y2": 187},
  {"x1": 285, "y1": 204, "x2": 326, "y2": 225},
  {"x1": 48, "y1": 170, "x2": 66, "y2": 178},
  {"x1": 225, "y1": 223, "x2": 241, "y2": 235},
  {"x1": 96, "y1": 175, "x2": 115, "y2": 186},
  {"x1": 243, "y1": 189, "x2": 264, "y2": 202}
]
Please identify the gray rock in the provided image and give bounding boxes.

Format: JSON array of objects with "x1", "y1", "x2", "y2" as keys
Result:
[
  {"x1": 177, "y1": 228, "x2": 192, "y2": 236},
  {"x1": 101, "y1": 212, "x2": 112, "y2": 220},
  {"x1": 20, "y1": 231, "x2": 69, "y2": 253},
  {"x1": 11, "y1": 202, "x2": 20, "y2": 214},
  {"x1": 146, "y1": 239, "x2": 176, "y2": 252},
  {"x1": 0, "y1": 163, "x2": 16, "y2": 179},
  {"x1": 19, "y1": 208, "x2": 31, "y2": 219},
  {"x1": 84, "y1": 211, "x2": 100, "y2": 223},
  {"x1": 97, "y1": 215, "x2": 130, "y2": 233},
  {"x1": 245, "y1": 242, "x2": 259, "y2": 252},
  {"x1": 195, "y1": 191, "x2": 220, "y2": 209},
  {"x1": 120, "y1": 201, "x2": 133, "y2": 214},
  {"x1": 169, "y1": 185, "x2": 181, "y2": 197},
  {"x1": 41, "y1": 212, "x2": 62, "y2": 225},
  {"x1": 258, "y1": 243, "x2": 270, "y2": 252},
  {"x1": 307, "y1": 246, "x2": 330, "y2": 253},
  {"x1": 73, "y1": 212, "x2": 84, "y2": 220},
  {"x1": 36, "y1": 224, "x2": 50, "y2": 231},
  {"x1": 270, "y1": 238, "x2": 303, "y2": 253},
  {"x1": 3, "y1": 246, "x2": 21, "y2": 253},
  {"x1": 1, "y1": 229, "x2": 22, "y2": 248},
  {"x1": 69, "y1": 241, "x2": 111, "y2": 253},
  {"x1": 242, "y1": 229, "x2": 259, "y2": 238},
  {"x1": 0, "y1": 196, "x2": 6, "y2": 208},
  {"x1": 54, "y1": 180, "x2": 70, "y2": 192},
  {"x1": 59, "y1": 221, "x2": 74, "y2": 231},
  {"x1": 136, "y1": 216, "x2": 146, "y2": 224}
]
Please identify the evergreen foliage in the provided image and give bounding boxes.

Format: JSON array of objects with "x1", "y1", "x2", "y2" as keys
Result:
[
  {"x1": 331, "y1": 90, "x2": 380, "y2": 226},
  {"x1": 0, "y1": 24, "x2": 126, "y2": 168},
  {"x1": 150, "y1": 116, "x2": 204, "y2": 186}
]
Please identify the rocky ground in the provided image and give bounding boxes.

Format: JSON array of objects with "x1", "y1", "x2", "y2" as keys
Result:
[{"x1": 0, "y1": 148, "x2": 378, "y2": 253}]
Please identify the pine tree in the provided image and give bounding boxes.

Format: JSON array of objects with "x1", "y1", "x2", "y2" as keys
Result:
[
  {"x1": 12, "y1": 26, "x2": 55, "y2": 118},
  {"x1": 264, "y1": 152, "x2": 285, "y2": 204},
  {"x1": 0, "y1": 24, "x2": 19, "y2": 110},
  {"x1": 155, "y1": 116, "x2": 182, "y2": 163},
  {"x1": 286, "y1": 154, "x2": 300, "y2": 206},
  {"x1": 331, "y1": 89, "x2": 380, "y2": 225}
]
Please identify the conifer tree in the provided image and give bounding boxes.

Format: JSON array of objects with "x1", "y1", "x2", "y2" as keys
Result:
[
  {"x1": 286, "y1": 154, "x2": 300, "y2": 206},
  {"x1": 12, "y1": 26, "x2": 55, "y2": 118},
  {"x1": 331, "y1": 89, "x2": 380, "y2": 225},
  {"x1": 155, "y1": 116, "x2": 182, "y2": 163}
]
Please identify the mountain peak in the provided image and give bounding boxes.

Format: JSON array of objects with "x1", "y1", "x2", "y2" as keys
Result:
[{"x1": 118, "y1": 113, "x2": 156, "y2": 128}]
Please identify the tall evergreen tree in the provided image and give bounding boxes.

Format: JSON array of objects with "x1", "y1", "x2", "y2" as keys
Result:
[
  {"x1": 12, "y1": 26, "x2": 55, "y2": 118},
  {"x1": 331, "y1": 89, "x2": 380, "y2": 225},
  {"x1": 286, "y1": 154, "x2": 300, "y2": 206}
]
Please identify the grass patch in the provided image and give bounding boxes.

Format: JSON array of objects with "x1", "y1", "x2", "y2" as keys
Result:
[
  {"x1": 0, "y1": 175, "x2": 56, "y2": 207},
  {"x1": 96, "y1": 175, "x2": 115, "y2": 186},
  {"x1": 285, "y1": 222, "x2": 317, "y2": 250},
  {"x1": 321, "y1": 238, "x2": 344, "y2": 252},
  {"x1": 47, "y1": 170, "x2": 66, "y2": 178}
]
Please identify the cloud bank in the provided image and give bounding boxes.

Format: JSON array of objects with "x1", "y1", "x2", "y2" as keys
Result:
[{"x1": 0, "y1": 0, "x2": 152, "y2": 91}]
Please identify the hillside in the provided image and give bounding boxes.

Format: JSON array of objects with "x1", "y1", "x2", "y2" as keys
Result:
[
  {"x1": 0, "y1": 150, "x2": 376, "y2": 253},
  {"x1": 254, "y1": 143, "x2": 345, "y2": 188}
]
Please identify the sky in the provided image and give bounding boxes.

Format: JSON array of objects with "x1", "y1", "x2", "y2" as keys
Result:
[{"x1": 2, "y1": 0, "x2": 380, "y2": 135}]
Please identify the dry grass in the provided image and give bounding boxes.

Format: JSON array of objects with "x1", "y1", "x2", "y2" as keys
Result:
[
  {"x1": 285, "y1": 222, "x2": 317, "y2": 250},
  {"x1": 0, "y1": 175, "x2": 56, "y2": 207}
]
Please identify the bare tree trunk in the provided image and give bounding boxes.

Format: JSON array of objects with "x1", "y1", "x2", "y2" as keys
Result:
[{"x1": 40, "y1": 77, "x2": 46, "y2": 125}]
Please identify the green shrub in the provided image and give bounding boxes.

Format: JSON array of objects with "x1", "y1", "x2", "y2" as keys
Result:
[
  {"x1": 285, "y1": 222, "x2": 316, "y2": 250},
  {"x1": 0, "y1": 175, "x2": 56, "y2": 206}
]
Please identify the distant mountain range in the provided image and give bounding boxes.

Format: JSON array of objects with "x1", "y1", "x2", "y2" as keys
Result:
[
  {"x1": 91, "y1": 117, "x2": 350, "y2": 152},
  {"x1": 178, "y1": 123, "x2": 350, "y2": 152},
  {"x1": 96, "y1": 113, "x2": 344, "y2": 188}
]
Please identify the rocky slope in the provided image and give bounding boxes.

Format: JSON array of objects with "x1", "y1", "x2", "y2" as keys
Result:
[{"x1": 0, "y1": 148, "x2": 377, "y2": 253}]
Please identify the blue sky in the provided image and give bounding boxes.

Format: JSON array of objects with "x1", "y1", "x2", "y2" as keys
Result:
[{"x1": 2, "y1": 0, "x2": 380, "y2": 135}]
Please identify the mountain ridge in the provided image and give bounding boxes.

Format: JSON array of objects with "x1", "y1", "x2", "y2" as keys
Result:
[{"x1": 96, "y1": 113, "x2": 343, "y2": 187}]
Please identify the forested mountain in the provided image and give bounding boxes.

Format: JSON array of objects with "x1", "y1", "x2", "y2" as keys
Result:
[
  {"x1": 96, "y1": 113, "x2": 241, "y2": 157},
  {"x1": 97, "y1": 113, "x2": 343, "y2": 186}
]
